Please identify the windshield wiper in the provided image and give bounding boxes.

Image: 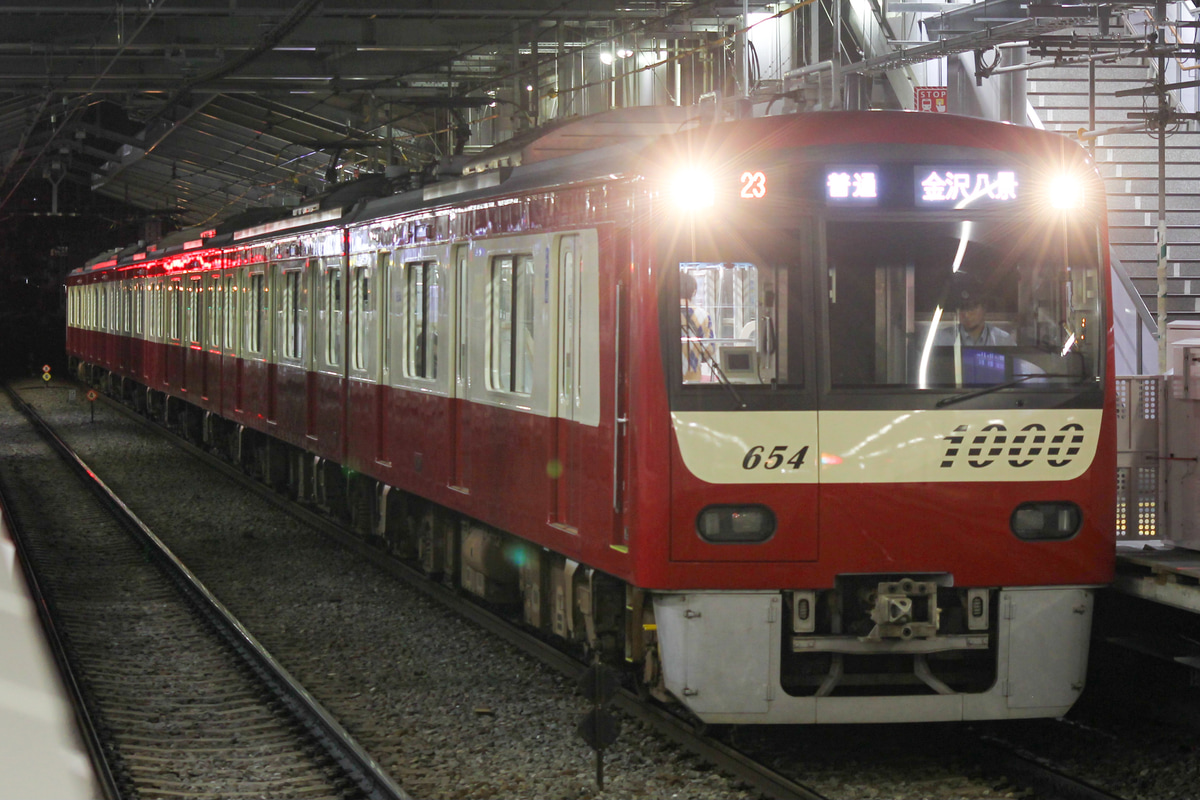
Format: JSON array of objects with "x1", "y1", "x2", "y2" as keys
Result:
[
  {"x1": 681, "y1": 321, "x2": 746, "y2": 409},
  {"x1": 935, "y1": 375, "x2": 1038, "y2": 407}
]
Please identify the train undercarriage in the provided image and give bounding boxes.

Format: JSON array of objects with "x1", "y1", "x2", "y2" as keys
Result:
[{"x1": 78, "y1": 363, "x2": 1095, "y2": 725}]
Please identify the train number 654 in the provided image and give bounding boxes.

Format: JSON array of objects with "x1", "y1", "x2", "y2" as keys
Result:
[{"x1": 742, "y1": 445, "x2": 809, "y2": 470}]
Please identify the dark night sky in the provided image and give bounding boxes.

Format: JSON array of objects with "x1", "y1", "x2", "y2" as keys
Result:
[{"x1": 0, "y1": 180, "x2": 148, "y2": 379}]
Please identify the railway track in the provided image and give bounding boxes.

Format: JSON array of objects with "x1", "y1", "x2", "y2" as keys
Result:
[
  {"x1": 0, "y1": 384, "x2": 408, "y2": 800},
  {"x1": 6, "y1": 377, "x2": 1139, "y2": 800}
]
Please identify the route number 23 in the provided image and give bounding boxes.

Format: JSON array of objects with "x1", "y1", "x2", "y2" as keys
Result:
[
  {"x1": 742, "y1": 445, "x2": 808, "y2": 470},
  {"x1": 740, "y1": 170, "x2": 767, "y2": 199}
]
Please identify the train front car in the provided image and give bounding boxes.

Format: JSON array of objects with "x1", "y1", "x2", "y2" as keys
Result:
[{"x1": 633, "y1": 111, "x2": 1115, "y2": 725}]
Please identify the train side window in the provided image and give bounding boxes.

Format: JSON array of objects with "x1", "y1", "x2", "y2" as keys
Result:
[
  {"x1": 325, "y1": 263, "x2": 343, "y2": 368},
  {"x1": 350, "y1": 265, "x2": 372, "y2": 371},
  {"x1": 405, "y1": 260, "x2": 440, "y2": 380},
  {"x1": 169, "y1": 279, "x2": 183, "y2": 341},
  {"x1": 185, "y1": 277, "x2": 199, "y2": 345},
  {"x1": 488, "y1": 253, "x2": 535, "y2": 395},
  {"x1": 154, "y1": 281, "x2": 164, "y2": 339},
  {"x1": 248, "y1": 272, "x2": 267, "y2": 355},
  {"x1": 122, "y1": 283, "x2": 132, "y2": 334},
  {"x1": 223, "y1": 274, "x2": 238, "y2": 350},
  {"x1": 134, "y1": 283, "x2": 144, "y2": 336},
  {"x1": 281, "y1": 269, "x2": 303, "y2": 360},
  {"x1": 559, "y1": 243, "x2": 576, "y2": 409},
  {"x1": 207, "y1": 275, "x2": 220, "y2": 351}
]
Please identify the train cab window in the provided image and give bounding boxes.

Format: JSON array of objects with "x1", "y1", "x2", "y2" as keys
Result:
[
  {"x1": 488, "y1": 253, "x2": 535, "y2": 395},
  {"x1": 405, "y1": 260, "x2": 440, "y2": 380},
  {"x1": 678, "y1": 262, "x2": 787, "y2": 387},
  {"x1": 824, "y1": 219, "x2": 1102, "y2": 394}
]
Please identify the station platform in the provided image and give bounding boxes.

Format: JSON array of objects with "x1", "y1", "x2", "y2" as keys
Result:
[
  {"x1": 1115, "y1": 544, "x2": 1200, "y2": 616},
  {"x1": 0, "y1": 504, "x2": 99, "y2": 799}
]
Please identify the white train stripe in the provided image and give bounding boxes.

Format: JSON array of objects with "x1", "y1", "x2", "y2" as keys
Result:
[{"x1": 672, "y1": 409, "x2": 1103, "y2": 484}]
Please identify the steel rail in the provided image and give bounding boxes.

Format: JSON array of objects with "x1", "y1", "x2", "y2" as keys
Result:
[
  {"x1": 79, "y1": 381, "x2": 1132, "y2": 800},
  {"x1": 0, "y1": 398, "x2": 123, "y2": 800},
  {"x1": 5, "y1": 384, "x2": 410, "y2": 800},
  {"x1": 85, "y1": 384, "x2": 831, "y2": 800}
]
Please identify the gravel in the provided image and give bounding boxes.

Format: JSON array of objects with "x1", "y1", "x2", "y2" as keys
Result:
[{"x1": 14, "y1": 377, "x2": 1200, "y2": 799}]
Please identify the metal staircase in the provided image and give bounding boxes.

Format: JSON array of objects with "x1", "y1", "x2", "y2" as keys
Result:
[{"x1": 1027, "y1": 36, "x2": 1200, "y2": 327}]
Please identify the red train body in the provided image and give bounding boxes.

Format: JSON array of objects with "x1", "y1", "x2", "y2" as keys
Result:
[{"x1": 67, "y1": 109, "x2": 1116, "y2": 724}]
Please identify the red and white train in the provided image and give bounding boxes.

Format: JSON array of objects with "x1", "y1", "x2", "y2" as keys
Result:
[{"x1": 67, "y1": 107, "x2": 1116, "y2": 725}]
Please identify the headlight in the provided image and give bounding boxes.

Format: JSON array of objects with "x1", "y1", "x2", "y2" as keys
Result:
[
  {"x1": 696, "y1": 505, "x2": 776, "y2": 543},
  {"x1": 670, "y1": 167, "x2": 715, "y2": 211},
  {"x1": 1010, "y1": 501, "x2": 1082, "y2": 540},
  {"x1": 1046, "y1": 173, "x2": 1086, "y2": 210}
]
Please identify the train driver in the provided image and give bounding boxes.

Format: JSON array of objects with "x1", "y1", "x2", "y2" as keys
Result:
[{"x1": 936, "y1": 272, "x2": 1014, "y2": 347}]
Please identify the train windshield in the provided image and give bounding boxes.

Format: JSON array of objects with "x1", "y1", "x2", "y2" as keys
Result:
[
  {"x1": 671, "y1": 214, "x2": 1103, "y2": 403},
  {"x1": 679, "y1": 261, "x2": 789, "y2": 387},
  {"x1": 826, "y1": 218, "x2": 1103, "y2": 394}
]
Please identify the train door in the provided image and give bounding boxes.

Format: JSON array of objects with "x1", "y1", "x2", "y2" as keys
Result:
[
  {"x1": 118, "y1": 280, "x2": 131, "y2": 372},
  {"x1": 451, "y1": 243, "x2": 470, "y2": 492},
  {"x1": 310, "y1": 256, "x2": 344, "y2": 453},
  {"x1": 553, "y1": 234, "x2": 583, "y2": 530},
  {"x1": 307, "y1": 258, "x2": 323, "y2": 442},
  {"x1": 245, "y1": 268, "x2": 269, "y2": 417},
  {"x1": 186, "y1": 274, "x2": 203, "y2": 396},
  {"x1": 202, "y1": 272, "x2": 218, "y2": 401},
  {"x1": 167, "y1": 276, "x2": 183, "y2": 389},
  {"x1": 266, "y1": 263, "x2": 281, "y2": 422},
  {"x1": 221, "y1": 270, "x2": 239, "y2": 417},
  {"x1": 207, "y1": 273, "x2": 220, "y2": 404},
  {"x1": 345, "y1": 252, "x2": 381, "y2": 466},
  {"x1": 376, "y1": 251, "x2": 393, "y2": 465}
]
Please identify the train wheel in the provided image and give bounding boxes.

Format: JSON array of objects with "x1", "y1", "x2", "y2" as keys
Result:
[
  {"x1": 417, "y1": 508, "x2": 455, "y2": 580},
  {"x1": 348, "y1": 478, "x2": 375, "y2": 538},
  {"x1": 381, "y1": 488, "x2": 416, "y2": 558}
]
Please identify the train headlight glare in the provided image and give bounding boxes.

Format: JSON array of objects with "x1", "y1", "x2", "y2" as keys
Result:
[
  {"x1": 697, "y1": 505, "x2": 776, "y2": 543},
  {"x1": 1047, "y1": 173, "x2": 1085, "y2": 209},
  {"x1": 1010, "y1": 501, "x2": 1082, "y2": 540},
  {"x1": 670, "y1": 168, "x2": 715, "y2": 211}
]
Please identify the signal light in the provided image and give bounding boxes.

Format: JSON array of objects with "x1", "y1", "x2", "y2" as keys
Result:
[
  {"x1": 696, "y1": 505, "x2": 776, "y2": 543},
  {"x1": 792, "y1": 590, "x2": 816, "y2": 633},
  {"x1": 1011, "y1": 501, "x2": 1082, "y2": 540}
]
